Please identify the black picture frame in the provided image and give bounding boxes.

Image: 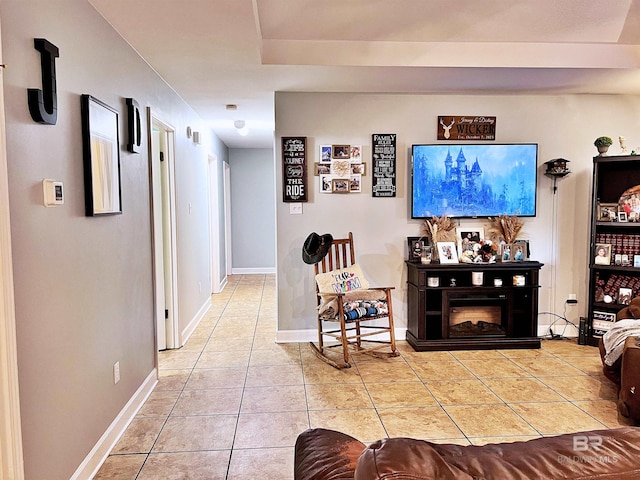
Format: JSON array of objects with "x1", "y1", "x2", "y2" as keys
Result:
[
  {"x1": 81, "y1": 94, "x2": 122, "y2": 216},
  {"x1": 407, "y1": 236, "x2": 428, "y2": 262}
]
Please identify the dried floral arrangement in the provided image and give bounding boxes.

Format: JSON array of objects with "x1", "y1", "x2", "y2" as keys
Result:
[
  {"x1": 423, "y1": 215, "x2": 457, "y2": 246},
  {"x1": 487, "y1": 214, "x2": 524, "y2": 244}
]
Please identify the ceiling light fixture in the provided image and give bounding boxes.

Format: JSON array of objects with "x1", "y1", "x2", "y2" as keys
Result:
[{"x1": 234, "y1": 119, "x2": 249, "y2": 136}]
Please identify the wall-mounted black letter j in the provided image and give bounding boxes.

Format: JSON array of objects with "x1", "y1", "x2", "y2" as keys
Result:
[{"x1": 28, "y1": 38, "x2": 59, "y2": 125}]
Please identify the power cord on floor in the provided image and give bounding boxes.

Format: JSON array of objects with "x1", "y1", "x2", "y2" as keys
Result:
[{"x1": 539, "y1": 303, "x2": 579, "y2": 340}]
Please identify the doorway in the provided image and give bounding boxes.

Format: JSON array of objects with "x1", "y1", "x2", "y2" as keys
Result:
[{"x1": 148, "y1": 110, "x2": 179, "y2": 350}]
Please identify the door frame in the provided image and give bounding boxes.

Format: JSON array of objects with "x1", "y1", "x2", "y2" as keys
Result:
[
  {"x1": 224, "y1": 161, "x2": 232, "y2": 276},
  {"x1": 208, "y1": 154, "x2": 223, "y2": 294},
  {"x1": 148, "y1": 110, "x2": 180, "y2": 350},
  {"x1": 0, "y1": 24, "x2": 25, "y2": 478}
]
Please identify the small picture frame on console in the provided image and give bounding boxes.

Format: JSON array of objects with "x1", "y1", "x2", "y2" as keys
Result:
[
  {"x1": 512, "y1": 241, "x2": 527, "y2": 261},
  {"x1": 437, "y1": 241, "x2": 458, "y2": 264},
  {"x1": 407, "y1": 237, "x2": 428, "y2": 262}
]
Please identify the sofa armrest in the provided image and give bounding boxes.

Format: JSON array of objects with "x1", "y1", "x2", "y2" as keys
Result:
[{"x1": 295, "y1": 428, "x2": 365, "y2": 480}]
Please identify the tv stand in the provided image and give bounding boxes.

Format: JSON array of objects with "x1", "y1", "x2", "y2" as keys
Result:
[{"x1": 406, "y1": 261, "x2": 543, "y2": 351}]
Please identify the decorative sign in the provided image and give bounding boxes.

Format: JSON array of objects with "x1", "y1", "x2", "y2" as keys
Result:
[
  {"x1": 371, "y1": 134, "x2": 396, "y2": 198},
  {"x1": 28, "y1": 38, "x2": 59, "y2": 125},
  {"x1": 282, "y1": 136, "x2": 307, "y2": 202},
  {"x1": 437, "y1": 116, "x2": 496, "y2": 141}
]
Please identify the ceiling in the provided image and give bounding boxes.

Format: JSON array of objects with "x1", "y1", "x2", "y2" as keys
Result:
[{"x1": 89, "y1": 0, "x2": 640, "y2": 149}]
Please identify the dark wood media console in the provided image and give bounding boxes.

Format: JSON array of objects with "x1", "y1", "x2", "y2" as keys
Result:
[{"x1": 406, "y1": 261, "x2": 544, "y2": 351}]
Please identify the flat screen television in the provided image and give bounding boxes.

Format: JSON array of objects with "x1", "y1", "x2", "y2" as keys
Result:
[{"x1": 411, "y1": 143, "x2": 538, "y2": 219}]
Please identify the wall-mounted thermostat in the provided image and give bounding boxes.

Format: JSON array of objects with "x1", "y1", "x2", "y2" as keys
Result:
[{"x1": 43, "y1": 179, "x2": 64, "y2": 206}]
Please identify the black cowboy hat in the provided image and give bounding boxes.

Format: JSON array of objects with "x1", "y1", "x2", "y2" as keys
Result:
[{"x1": 302, "y1": 232, "x2": 333, "y2": 265}]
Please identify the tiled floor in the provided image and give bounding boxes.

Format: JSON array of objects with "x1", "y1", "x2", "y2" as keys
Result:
[{"x1": 95, "y1": 274, "x2": 630, "y2": 479}]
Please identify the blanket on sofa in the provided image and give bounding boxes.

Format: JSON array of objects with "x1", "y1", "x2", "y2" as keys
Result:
[{"x1": 603, "y1": 318, "x2": 640, "y2": 365}]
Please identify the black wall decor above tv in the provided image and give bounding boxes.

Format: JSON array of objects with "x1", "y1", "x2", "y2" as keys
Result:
[{"x1": 411, "y1": 143, "x2": 538, "y2": 219}]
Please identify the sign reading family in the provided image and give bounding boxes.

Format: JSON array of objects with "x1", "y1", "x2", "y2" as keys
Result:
[
  {"x1": 282, "y1": 136, "x2": 307, "y2": 202},
  {"x1": 371, "y1": 133, "x2": 397, "y2": 198},
  {"x1": 437, "y1": 116, "x2": 496, "y2": 141}
]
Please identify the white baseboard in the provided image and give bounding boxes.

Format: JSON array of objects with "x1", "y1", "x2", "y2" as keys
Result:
[
  {"x1": 182, "y1": 297, "x2": 213, "y2": 344},
  {"x1": 276, "y1": 328, "x2": 408, "y2": 343},
  {"x1": 71, "y1": 369, "x2": 158, "y2": 480},
  {"x1": 231, "y1": 267, "x2": 276, "y2": 274}
]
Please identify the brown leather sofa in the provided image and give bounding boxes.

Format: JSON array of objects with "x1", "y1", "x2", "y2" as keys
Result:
[
  {"x1": 600, "y1": 335, "x2": 640, "y2": 424},
  {"x1": 295, "y1": 427, "x2": 640, "y2": 479}
]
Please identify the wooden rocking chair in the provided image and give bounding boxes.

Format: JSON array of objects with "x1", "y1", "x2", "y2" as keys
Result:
[{"x1": 309, "y1": 232, "x2": 398, "y2": 369}]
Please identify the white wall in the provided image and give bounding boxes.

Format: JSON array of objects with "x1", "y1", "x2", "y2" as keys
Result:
[
  {"x1": 229, "y1": 148, "x2": 276, "y2": 272},
  {"x1": 1, "y1": 1, "x2": 217, "y2": 477},
  {"x1": 274, "y1": 92, "x2": 640, "y2": 338}
]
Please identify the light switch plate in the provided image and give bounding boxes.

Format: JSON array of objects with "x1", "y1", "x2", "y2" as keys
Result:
[{"x1": 289, "y1": 203, "x2": 303, "y2": 215}]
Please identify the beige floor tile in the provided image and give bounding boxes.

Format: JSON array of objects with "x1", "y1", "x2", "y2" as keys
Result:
[
  {"x1": 498, "y1": 348, "x2": 553, "y2": 358},
  {"x1": 180, "y1": 335, "x2": 208, "y2": 352},
  {"x1": 574, "y1": 399, "x2": 634, "y2": 428},
  {"x1": 450, "y1": 350, "x2": 505, "y2": 360},
  {"x1": 303, "y1": 363, "x2": 364, "y2": 384},
  {"x1": 541, "y1": 340, "x2": 596, "y2": 356},
  {"x1": 356, "y1": 361, "x2": 419, "y2": 383},
  {"x1": 459, "y1": 358, "x2": 529, "y2": 378},
  {"x1": 172, "y1": 388, "x2": 243, "y2": 415},
  {"x1": 509, "y1": 402, "x2": 607, "y2": 435},
  {"x1": 227, "y1": 447, "x2": 294, "y2": 480},
  {"x1": 158, "y1": 350, "x2": 201, "y2": 369},
  {"x1": 305, "y1": 383, "x2": 373, "y2": 410},
  {"x1": 93, "y1": 454, "x2": 146, "y2": 479},
  {"x1": 205, "y1": 336, "x2": 254, "y2": 352},
  {"x1": 249, "y1": 346, "x2": 302, "y2": 366},
  {"x1": 366, "y1": 382, "x2": 438, "y2": 408},
  {"x1": 241, "y1": 385, "x2": 307, "y2": 412},
  {"x1": 112, "y1": 417, "x2": 166, "y2": 454},
  {"x1": 152, "y1": 415, "x2": 237, "y2": 451},
  {"x1": 136, "y1": 390, "x2": 180, "y2": 417},
  {"x1": 401, "y1": 350, "x2": 455, "y2": 363},
  {"x1": 186, "y1": 367, "x2": 247, "y2": 389},
  {"x1": 469, "y1": 435, "x2": 542, "y2": 445},
  {"x1": 539, "y1": 376, "x2": 618, "y2": 401},
  {"x1": 245, "y1": 364, "x2": 304, "y2": 387},
  {"x1": 411, "y1": 360, "x2": 475, "y2": 381},
  {"x1": 511, "y1": 357, "x2": 586, "y2": 377},
  {"x1": 444, "y1": 404, "x2": 538, "y2": 437},
  {"x1": 234, "y1": 411, "x2": 309, "y2": 448},
  {"x1": 309, "y1": 409, "x2": 386, "y2": 444},
  {"x1": 196, "y1": 349, "x2": 251, "y2": 369},
  {"x1": 483, "y1": 377, "x2": 566, "y2": 403},
  {"x1": 427, "y1": 379, "x2": 502, "y2": 405},
  {"x1": 138, "y1": 451, "x2": 231, "y2": 480},
  {"x1": 378, "y1": 406, "x2": 464, "y2": 440},
  {"x1": 155, "y1": 369, "x2": 190, "y2": 391},
  {"x1": 562, "y1": 355, "x2": 606, "y2": 376}
]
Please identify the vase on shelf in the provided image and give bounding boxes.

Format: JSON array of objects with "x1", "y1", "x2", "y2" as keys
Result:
[{"x1": 597, "y1": 145, "x2": 609, "y2": 156}]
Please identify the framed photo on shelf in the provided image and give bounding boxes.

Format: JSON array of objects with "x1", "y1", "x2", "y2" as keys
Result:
[
  {"x1": 512, "y1": 241, "x2": 527, "y2": 261},
  {"x1": 437, "y1": 241, "x2": 458, "y2": 264},
  {"x1": 594, "y1": 243, "x2": 611, "y2": 265},
  {"x1": 618, "y1": 211, "x2": 629, "y2": 223},
  {"x1": 619, "y1": 287, "x2": 633, "y2": 305},
  {"x1": 597, "y1": 203, "x2": 618, "y2": 221},
  {"x1": 456, "y1": 227, "x2": 483, "y2": 256},
  {"x1": 634, "y1": 255, "x2": 640, "y2": 268},
  {"x1": 407, "y1": 237, "x2": 428, "y2": 262},
  {"x1": 500, "y1": 243, "x2": 513, "y2": 262}
]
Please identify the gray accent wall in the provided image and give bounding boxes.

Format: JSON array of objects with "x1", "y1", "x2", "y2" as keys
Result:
[
  {"x1": 1, "y1": 1, "x2": 219, "y2": 477},
  {"x1": 274, "y1": 91, "x2": 640, "y2": 337},
  {"x1": 230, "y1": 148, "x2": 276, "y2": 271}
]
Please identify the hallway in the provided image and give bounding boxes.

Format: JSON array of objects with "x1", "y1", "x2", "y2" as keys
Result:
[{"x1": 94, "y1": 274, "x2": 624, "y2": 479}]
